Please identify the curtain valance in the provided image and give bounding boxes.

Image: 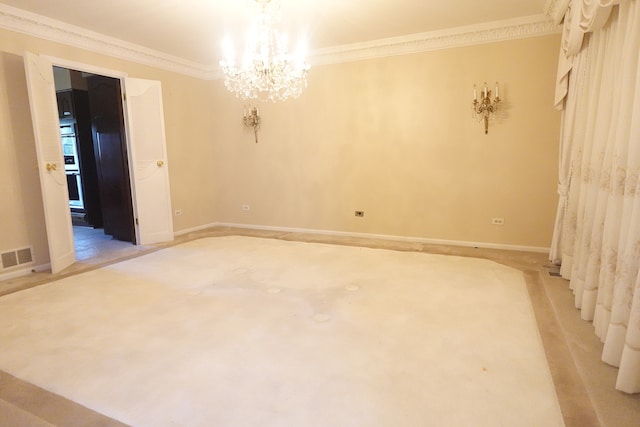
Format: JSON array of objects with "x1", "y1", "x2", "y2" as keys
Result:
[{"x1": 555, "y1": 0, "x2": 627, "y2": 108}]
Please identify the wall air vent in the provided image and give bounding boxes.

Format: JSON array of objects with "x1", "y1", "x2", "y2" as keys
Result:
[
  {"x1": 1, "y1": 252, "x2": 17, "y2": 269},
  {"x1": 1, "y1": 247, "x2": 33, "y2": 270},
  {"x1": 16, "y1": 248, "x2": 33, "y2": 264}
]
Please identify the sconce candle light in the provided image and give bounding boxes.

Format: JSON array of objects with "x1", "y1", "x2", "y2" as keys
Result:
[
  {"x1": 472, "y1": 82, "x2": 501, "y2": 134},
  {"x1": 243, "y1": 106, "x2": 261, "y2": 143}
]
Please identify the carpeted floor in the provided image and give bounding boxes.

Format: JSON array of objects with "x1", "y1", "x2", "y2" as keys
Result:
[{"x1": 0, "y1": 236, "x2": 564, "y2": 426}]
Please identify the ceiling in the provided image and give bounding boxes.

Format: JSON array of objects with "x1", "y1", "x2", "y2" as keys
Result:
[{"x1": 1, "y1": 0, "x2": 549, "y2": 66}]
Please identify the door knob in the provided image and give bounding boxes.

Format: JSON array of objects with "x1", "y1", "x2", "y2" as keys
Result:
[
  {"x1": 156, "y1": 160, "x2": 164, "y2": 167},
  {"x1": 46, "y1": 163, "x2": 57, "y2": 171}
]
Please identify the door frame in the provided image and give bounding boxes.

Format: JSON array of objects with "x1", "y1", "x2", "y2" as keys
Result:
[
  {"x1": 27, "y1": 53, "x2": 174, "y2": 272},
  {"x1": 44, "y1": 56, "x2": 138, "y2": 248}
]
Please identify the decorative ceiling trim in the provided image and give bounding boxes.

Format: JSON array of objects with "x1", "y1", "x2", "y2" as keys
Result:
[
  {"x1": 1, "y1": 4, "x2": 560, "y2": 81},
  {"x1": 0, "y1": 4, "x2": 213, "y2": 79},
  {"x1": 308, "y1": 14, "x2": 561, "y2": 67}
]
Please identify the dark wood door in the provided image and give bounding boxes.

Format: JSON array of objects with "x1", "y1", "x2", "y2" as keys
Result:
[
  {"x1": 86, "y1": 76, "x2": 135, "y2": 243},
  {"x1": 71, "y1": 89, "x2": 103, "y2": 228}
]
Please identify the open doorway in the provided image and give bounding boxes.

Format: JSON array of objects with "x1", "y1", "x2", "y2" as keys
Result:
[
  {"x1": 53, "y1": 67, "x2": 136, "y2": 261},
  {"x1": 24, "y1": 51, "x2": 174, "y2": 273}
]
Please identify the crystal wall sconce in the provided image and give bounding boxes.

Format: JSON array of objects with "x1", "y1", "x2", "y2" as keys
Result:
[
  {"x1": 243, "y1": 106, "x2": 261, "y2": 143},
  {"x1": 472, "y1": 82, "x2": 501, "y2": 134}
]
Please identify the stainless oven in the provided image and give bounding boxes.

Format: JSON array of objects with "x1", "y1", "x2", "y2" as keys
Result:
[
  {"x1": 60, "y1": 123, "x2": 85, "y2": 210},
  {"x1": 61, "y1": 124, "x2": 79, "y2": 171}
]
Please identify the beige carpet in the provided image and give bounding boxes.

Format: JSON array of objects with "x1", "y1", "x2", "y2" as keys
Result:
[{"x1": 0, "y1": 236, "x2": 564, "y2": 426}]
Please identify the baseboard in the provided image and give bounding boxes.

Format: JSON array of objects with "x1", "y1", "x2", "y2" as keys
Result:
[
  {"x1": 174, "y1": 222, "x2": 220, "y2": 236},
  {"x1": 0, "y1": 262, "x2": 50, "y2": 282},
  {"x1": 32, "y1": 263, "x2": 50, "y2": 273},
  {"x1": 198, "y1": 222, "x2": 551, "y2": 254},
  {"x1": 0, "y1": 266, "x2": 33, "y2": 282}
]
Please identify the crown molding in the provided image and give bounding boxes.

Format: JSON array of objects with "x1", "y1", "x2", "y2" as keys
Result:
[
  {"x1": 0, "y1": 3, "x2": 214, "y2": 79},
  {"x1": 309, "y1": 14, "x2": 561, "y2": 67},
  {"x1": 1, "y1": 4, "x2": 560, "y2": 80}
]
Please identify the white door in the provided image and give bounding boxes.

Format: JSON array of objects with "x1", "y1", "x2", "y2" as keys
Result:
[
  {"x1": 23, "y1": 52, "x2": 75, "y2": 273},
  {"x1": 123, "y1": 78, "x2": 174, "y2": 245}
]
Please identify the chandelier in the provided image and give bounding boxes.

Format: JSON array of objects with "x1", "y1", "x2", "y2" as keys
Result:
[{"x1": 220, "y1": 0, "x2": 310, "y2": 102}]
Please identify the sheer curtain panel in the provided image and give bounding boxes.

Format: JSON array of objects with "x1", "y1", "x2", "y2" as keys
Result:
[{"x1": 551, "y1": 0, "x2": 640, "y2": 394}]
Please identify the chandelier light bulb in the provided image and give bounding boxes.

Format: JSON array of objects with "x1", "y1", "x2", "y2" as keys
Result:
[
  {"x1": 219, "y1": 0, "x2": 311, "y2": 102},
  {"x1": 295, "y1": 39, "x2": 307, "y2": 66}
]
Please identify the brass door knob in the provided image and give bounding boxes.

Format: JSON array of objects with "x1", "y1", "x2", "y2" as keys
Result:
[
  {"x1": 156, "y1": 160, "x2": 164, "y2": 167},
  {"x1": 46, "y1": 163, "x2": 57, "y2": 171}
]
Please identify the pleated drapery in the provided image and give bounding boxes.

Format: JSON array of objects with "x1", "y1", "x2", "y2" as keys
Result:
[{"x1": 550, "y1": 0, "x2": 640, "y2": 393}]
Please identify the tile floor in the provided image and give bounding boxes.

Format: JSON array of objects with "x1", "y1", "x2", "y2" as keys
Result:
[{"x1": 73, "y1": 226, "x2": 133, "y2": 261}]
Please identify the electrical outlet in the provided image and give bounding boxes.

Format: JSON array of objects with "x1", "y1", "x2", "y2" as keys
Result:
[
  {"x1": 355, "y1": 211, "x2": 365, "y2": 217},
  {"x1": 242, "y1": 204, "x2": 250, "y2": 211},
  {"x1": 174, "y1": 209, "x2": 182, "y2": 216},
  {"x1": 491, "y1": 217, "x2": 504, "y2": 225}
]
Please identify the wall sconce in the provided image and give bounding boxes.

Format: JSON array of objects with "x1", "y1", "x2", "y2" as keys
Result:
[
  {"x1": 472, "y1": 82, "x2": 501, "y2": 134},
  {"x1": 243, "y1": 106, "x2": 261, "y2": 143}
]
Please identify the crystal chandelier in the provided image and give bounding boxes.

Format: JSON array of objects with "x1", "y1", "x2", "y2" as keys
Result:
[{"x1": 220, "y1": 0, "x2": 310, "y2": 102}]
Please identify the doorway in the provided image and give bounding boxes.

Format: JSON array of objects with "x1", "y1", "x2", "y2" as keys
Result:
[
  {"x1": 53, "y1": 67, "x2": 136, "y2": 261},
  {"x1": 24, "y1": 52, "x2": 175, "y2": 273}
]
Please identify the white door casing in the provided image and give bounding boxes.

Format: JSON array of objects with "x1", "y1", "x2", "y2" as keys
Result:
[
  {"x1": 23, "y1": 51, "x2": 75, "y2": 273},
  {"x1": 123, "y1": 78, "x2": 174, "y2": 245}
]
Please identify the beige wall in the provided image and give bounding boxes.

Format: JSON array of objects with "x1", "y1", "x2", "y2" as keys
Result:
[
  {"x1": 211, "y1": 34, "x2": 562, "y2": 248},
  {"x1": 0, "y1": 27, "x2": 560, "y2": 272},
  {"x1": 0, "y1": 28, "x2": 217, "y2": 267}
]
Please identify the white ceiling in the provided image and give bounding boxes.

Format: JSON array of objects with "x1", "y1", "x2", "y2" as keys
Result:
[{"x1": 1, "y1": 0, "x2": 549, "y2": 66}]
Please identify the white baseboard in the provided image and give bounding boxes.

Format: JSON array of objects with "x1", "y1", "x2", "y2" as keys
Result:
[
  {"x1": 32, "y1": 263, "x2": 50, "y2": 273},
  {"x1": 1, "y1": 266, "x2": 31, "y2": 282},
  {"x1": 0, "y1": 267, "x2": 32, "y2": 282},
  {"x1": 190, "y1": 222, "x2": 550, "y2": 254},
  {"x1": 0, "y1": 262, "x2": 50, "y2": 282},
  {"x1": 174, "y1": 222, "x2": 220, "y2": 236}
]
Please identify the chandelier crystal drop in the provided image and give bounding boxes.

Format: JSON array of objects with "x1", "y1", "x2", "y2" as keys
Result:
[{"x1": 220, "y1": 0, "x2": 310, "y2": 102}]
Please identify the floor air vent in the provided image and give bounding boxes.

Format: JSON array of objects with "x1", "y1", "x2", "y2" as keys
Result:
[{"x1": 1, "y1": 247, "x2": 33, "y2": 270}]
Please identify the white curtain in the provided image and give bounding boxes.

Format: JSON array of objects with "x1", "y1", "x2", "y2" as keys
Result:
[{"x1": 551, "y1": 0, "x2": 640, "y2": 394}]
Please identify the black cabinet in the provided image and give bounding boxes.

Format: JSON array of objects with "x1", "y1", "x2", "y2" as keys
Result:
[
  {"x1": 56, "y1": 90, "x2": 75, "y2": 119},
  {"x1": 57, "y1": 89, "x2": 104, "y2": 229}
]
